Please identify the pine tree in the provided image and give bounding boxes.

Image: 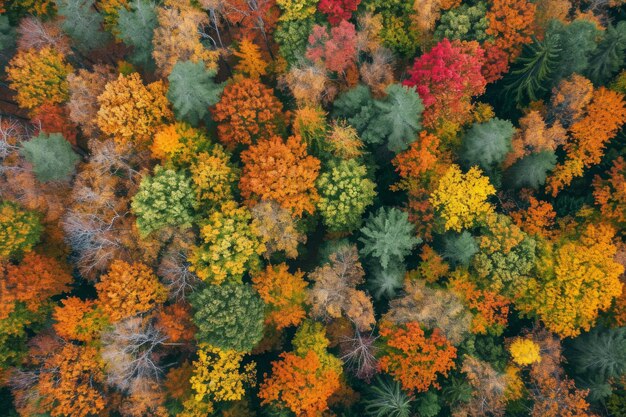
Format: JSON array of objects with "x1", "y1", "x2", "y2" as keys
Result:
[
  {"x1": 116, "y1": 0, "x2": 158, "y2": 70},
  {"x1": 373, "y1": 84, "x2": 424, "y2": 153},
  {"x1": 20, "y1": 132, "x2": 80, "y2": 182},
  {"x1": 505, "y1": 151, "x2": 556, "y2": 189},
  {"x1": 461, "y1": 118, "x2": 514, "y2": 171},
  {"x1": 587, "y1": 22, "x2": 626, "y2": 85},
  {"x1": 55, "y1": 0, "x2": 110, "y2": 51}
]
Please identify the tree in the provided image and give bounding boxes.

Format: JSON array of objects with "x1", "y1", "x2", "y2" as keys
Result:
[
  {"x1": 6, "y1": 46, "x2": 72, "y2": 110},
  {"x1": 233, "y1": 37, "x2": 267, "y2": 79},
  {"x1": 167, "y1": 60, "x2": 223, "y2": 126},
  {"x1": 251, "y1": 200, "x2": 306, "y2": 259},
  {"x1": 378, "y1": 321, "x2": 457, "y2": 394},
  {"x1": 240, "y1": 135, "x2": 320, "y2": 217},
  {"x1": 274, "y1": 18, "x2": 314, "y2": 66},
  {"x1": 434, "y1": 2, "x2": 490, "y2": 42},
  {"x1": 404, "y1": 39, "x2": 486, "y2": 128},
  {"x1": 308, "y1": 244, "x2": 376, "y2": 331},
  {"x1": 190, "y1": 201, "x2": 265, "y2": 284},
  {"x1": 252, "y1": 263, "x2": 308, "y2": 330},
  {"x1": 430, "y1": 165, "x2": 495, "y2": 232},
  {"x1": 31, "y1": 103, "x2": 78, "y2": 146},
  {"x1": 55, "y1": 0, "x2": 110, "y2": 51},
  {"x1": 359, "y1": 207, "x2": 421, "y2": 270},
  {"x1": 190, "y1": 146, "x2": 239, "y2": 211},
  {"x1": 116, "y1": 0, "x2": 158, "y2": 69},
  {"x1": 517, "y1": 224, "x2": 624, "y2": 338},
  {"x1": 37, "y1": 344, "x2": 106, "y2": 417},
  {"x1": 149, "y1": 122, "x2": 212, "y2": 164},
  {"x1": 372, "y1": 84, "x2": 424, "y2": 153},
  {"x1": 67, "y1": 65, "x2": 117, "y2": 137},
  {"x1": 509, "y1": 338, "x2": 541, "y2": 366},
  {"x1": 316, "y1": 159, "x2": 376, "y2": 232},
  {"x1": 96, "y1": 72, "x2": 172, "y2": 150},
  {"x1": 152, "y1": 1, "x2": 219, "y2": 77},
  {"x1": 318, "y1": 0, "x2": 360, "y2": 25},
  {"x1": 0, "y1": 201, "x2": 42, "y2": 259},
  {"x1": 442, "y1": 231, "x2": 478, "y2": 267},
  {"x1": 53, "y1": 297, "x2": 107, "y2": 342},
  {"x1": 461, "y1": 355, "x2": 508, "y2": 416},
  {"x1": 461, "y1": 118, "x2": 514, "y2": 171},
  {"x1": 485, "y1": 0, "x2": 536, "y2": 61},
  {"x1": 593, "y1": 157, "x2": 626, "y2": 226},
  {"x1": 362, "y1": 377, "x2": 413, "y2": 417},
  {"x1": 95, "y1": 260, "x2": 167, "y2": 322},
  {"x1": 130, "y1": 166, "x2": 196, "y2": 236},
  {"x1": 190, "y1": 344, "x2": 254, "y2": 403},
  {"x1": 212, "y1": 76, "x2": 285, "y2": 149},
  {"x1": 567, "y1": 326, "x2": 626, "y2": 382},
  {"x1": 306, "y1": 20, "x2": 358, "y2": 73},
  {"x1": 504, "y1": 110, "x2": 565, "y2": 168},
  {"x1": 505, "y1": 151, "x2": 557, "y2": 189},
  {"x1": 190, "y1": 283, "x2": 265, "y2": 353},
  {"x1": 20, "y1": 132, "x2": 79, "y2": 182},
  {"x1": 586, "y1": 21, "x2": 626, "y2": 85}
]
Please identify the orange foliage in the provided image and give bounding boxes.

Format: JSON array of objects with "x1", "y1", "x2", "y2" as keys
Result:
[
  {"x1": 53, "y1": 297, "x2": 107, "y2": 342},
  {"x1": 378, "y1": 321, "x2": 457, "y2": 393},
  {"x1": 37, "y1": 344, "x2": 106, "y2": 417},
  {"x1": 213, "y1": 76, "x2": 285, "y2": 149},
  {"x1": 258, "y1": 350, "x2": 341, "y2": 417},
  {"x1": 240, "y1": 135, "x2": 320, "y2": 217},
  {"x1": 547, "y1": 87, "x2": 626, "y2": 196},
  {"x1": 416, "y1": 245, "x2": 449, "y2": 283},
  {"x1": 95, "y1": 260, "x2": 167, "y2": 322},
  {"x1": 252, "y1": 263, "x2": 308, "y2": 330},
  {"x1": 504, "y1": 111, "x2": 566, "y2": 168},
  {"x1": 234, "y1": 38, "x2": 268, "y2": 79},
  {"x1": 156, "y1": 302, "x2": 196, "y2": 343},
  {"x1": 510, "y1": 197, "x2": 557, "y2": 238},
  {"x1": 593, "y1": 157, "x2": 626, "y2": 226},
  {"x1": 31, "y1": 103, "x2": 78, "y2": 146},
  {"x1": 1, "y1": 253, "x2": 72, "y2": 320},
  {"x1": 550, "y1": 74, "x2": 594, "y2": 128},
  {"x1": 486, "y1": 0, "x2": 536, "y2": 61},
  {"x1": 393, "y1": 131, "x2": 441, "y2": 178}
]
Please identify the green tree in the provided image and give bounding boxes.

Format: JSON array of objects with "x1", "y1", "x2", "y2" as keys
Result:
[
  {"x1": 116, "y1": 0, "x2": 158, "y2": 70},
  {"x1": 368, "y1": 262, "x2": 406, "y2": 300},
  {"x1": 362, "y1": 377, "x2": 413, "y2": 417},
  {"x1": 568, "y1": 326, "x2": 626, "y2": 382},
  {"x1": 20, "y1": 132, "x2": 80, "y2": 182},
  {"x1": 167, "y1": 60, "x2": 223, "y2": 126},
  {"x1": 130, "y1": 166, "x2": 196, "y2": 236},
  {"x1": 505, "y1": 151, "x2": 556, "y2": 189},
  {"x1": 0, "y1": 201, "x2": 42, "y2": 259},
  {"x1": 434, "y1": 2, "x2": 490, "y2": 42},
  {"x1": 0, "y1": 16, "x2": 15, "y2": 52},
  {"x1": 442, "y1": 231, "x2": 478, "y2": 267},
  {"x1": 359, "y1": 207, "x2": 421, "y2": 270},
  {"x1": 55, "y1": 0, "x2": 110, "y2": 51},
  {"x1": 547, "y1": 19, "x2": 599, "y2": 83},
  {"x1": 190, "y1": 283, "x2": 265, "y2": 353},
  {"x1": 461, "y1": 118, "x2": 514, "y2": 171},
  {"x1": 587, "y1": 22, "x2": 626, "y2": 85},
  {"x1": 275, "y1": 19, "x2": 314, "y2": 67},
  {"x1": 316, "y1": 159, "x2": 377, "y2": 232},
  {"x1": 373, "y1": 84, "x2": 424, "y2": 153}
]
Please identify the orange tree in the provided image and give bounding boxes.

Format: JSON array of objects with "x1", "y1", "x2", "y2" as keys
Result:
[
  {"x1": 378, "y1": 320, "x2": 457, "y2": 393},
  {"x1": 239, "y1": 135, "x2": 320, "y2": 217}
]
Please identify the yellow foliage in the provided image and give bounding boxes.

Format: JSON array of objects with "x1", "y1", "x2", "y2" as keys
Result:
[
  {"x1": 7, "y1": 47, "x2": 72, "y2": 110},
  {"x1": 430, "y1": 164, "x2": 496, "y2": 232},
  {"x1": 233, "y1": 38, "x2": 267, "y2": 79},
  {"x1": 509, "y1": 338, "x2": 541, "y2": 366}
]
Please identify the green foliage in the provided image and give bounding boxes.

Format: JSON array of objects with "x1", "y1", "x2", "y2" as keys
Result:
[
  {"x1": 190, "y1": 283, "x2": 265, "y2": 352},
  {"x1": 0, "y1": 303, "x2": 45, "y2": 370},
  {"x1": 505, "y1": 151, "x2": 556, "y2": 189},
  {"x1": 333, "y1": 84, "x2": 423, "y2": 153},
  {"x1": 442, "y1": 231, "x2": 478, "y2": 267},
  {"x1": 373, "y1": 84, "x2": 424, "y2": 153},
  {"x1": 434, "y1": 2, "x2": 490, "y2": 42},
  {"x1": 379, "y1": 15, "x2": 419, "y2": 57},
  {"x1": 568, "y1": 326, "x2": 626, "y2": 381},
  {"x1": 587, "y1": 21, "x2": 626, "y2": 85},
  {"x1": 167, "y1": 60, "x2": 223, "y2": 126},
  {"x1": 368, "y1": 261, "x2": 406, "y2": 300},
  {"x1": 362, "y1": 377, "x2": 413, "y2": 417},
  {"x1": 504, "y1": 34, "x2": 561, "y2": 105},
  {"x1": 415, "y1": 391, "x2": 441, "y2": 417},
  {"x1": 116, "y1": 0, "x2": 158, "y2": 70},
  {"x1": 55, "y1": 0, "x2": 110, "y2": 51},
  {"x1": 130, "y1": 166, "x2": 196, "y2": 236},
  {"x1": 461, "y1": 118, "x2": 514, "y2": 170},
  {"x1": 442, "y1": 375, "x2": 473, "y2": 405},
  {"x1": 359, "y1": 207, "x2": 420, "y2": 269},
  {"x1": 20, "y1": 132, "x2": 80, "y2": 182},
  {"x1": 316, "y1": 159, "x2": 377, "y2": 232},
  {"x1": 547, "y1": 19, "x2": 600, "y2": 83},
  {"x1": 0, "y1": 201, "x2": 43, "y2": 259},
  {"x1": 275, "y1": 18, "x2": 314, "y2": 67},
  {"x1": 0, "y1": 16, "x2": 16, "y2": 51}
]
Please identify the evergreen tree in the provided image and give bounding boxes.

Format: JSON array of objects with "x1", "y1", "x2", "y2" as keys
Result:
[
  {"x1": 568, "y1": 326, "x2": 626, "y2": 382},
  {"x1": 373, "y1": 84, "x2": 424, "y2": 153},
  {"x1": 20, "y1": 132, "x2": 80, "y2": 182},
  {"x1": 461, "y1": 118, "x2": 514, "y2": 171},
  {"x1": 362, "y1": 377, "x2": 413, "y2": 417},
  {"x1": 548, "y1": 19, "x2": 599, "y2": 83},
  {"x1": 167, "y1": 60, "x2": 223, "y2": 126},
  {"x1": 505, "y1": 151, "x2": 556, "y2": 189},
  {"x1": 116, "y1": 0, "x2": 158, "y2": 70},
  {"x1": 55, "y1": 0, "x2": 110, "y2": 51},
  {"x1": 586, "y1": 22, "x2": 626, "y2": 85},
  {"x1": 442, "y1": 231, "x2": 478, "y2": 267}
]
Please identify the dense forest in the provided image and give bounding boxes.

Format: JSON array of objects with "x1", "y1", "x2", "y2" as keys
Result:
[{"x1": 1, "y1": 0, "x2": 626, "y2": 416}]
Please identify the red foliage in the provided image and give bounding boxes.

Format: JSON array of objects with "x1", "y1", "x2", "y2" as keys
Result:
[
  {"x1": 31, "y1": 103, "x2": 78, "y2": 146},
  {"x1": 317, "y1": 0, "x2": 361, "y2": 25},
  {"x1": 306, "y1": 20, "x2": 358, "y2": 73}
]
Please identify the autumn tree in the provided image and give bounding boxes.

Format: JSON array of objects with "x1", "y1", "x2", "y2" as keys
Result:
[
  {"x1": 67, "y1": 65, "x2": 116, "y2": 137},
  {"x1": 593, "y1": 157, "x2": 626, "y2": 227},
  {"x1": 20, "y1": 132, "x2": 80, "y2": 182},
  {"x1": 190, "y1": 146, "x2": 240, "y2": 211},
  {"x1": 96, "y1": 72, "x2": 172, "y2": 150},
  {"x1": 240, "y1": 135, "x2": 320, "y2": 217},
  {"x1": 53, "y1": 297, "x2": 107, "y2": 342},
  {"x1": 378, "y1": 320, "x2": 457, "y2": 394},
  {"x1": 317, "y1": 0, "x2": 360, "y2": 25},
  {"x1": 308, "y1": 244, "x2": 376, "y2": 331},
  {"x1": 95, "y1": 260, "x2": 167, "y2": 322},
  {"x1": 233, "y1": 37, "x2": 267, "y2": 78},
  {"x1": 306, "y1": 20, "x2": 358, "y2": 73},
  {"x1": 190, "y1": 201, "x2": 265, "y2": 284},
  {"x1": 167, "y1": 60, "x2": 223, "y2": 126},
  {"x1": 7, "y1": 46, "x2": 72, "y2": 110},
  {"x1": 485, "y1": 0, "x2": 536, "y2": 62},
  {"x1": 212, "y1": 76, "x2": 285, "y2": 149},
  {"x1": 251, "y1": 200, "x2": 306, "y2": 259},
  {"x1": 0, "y1": 201, "x2": 42, "y2": 259},
  {"x1": 130, "y1": 167, "x2": 196, "y2": 236},
  {"x1": 517, "y1": 224, "x2": 624, "y2": 338},
  {"x1": 252, "y1": 263, "x2": 307, "y2": 330},
  {"x1": 316, "y1": 159, "x2": 376, "y2": 232},
  {"x1": 461, "y1": 355, "x2": 508, "y2": 416},
  {"x1": 430, "y1": 164, "x2": 495, "y2": 232},
  {"x1": 190, "y1": 283, "x2": 265, "y2": 352},
  {"x1": 404, "y1": 39, "x2": 486, "y2": 128}
]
